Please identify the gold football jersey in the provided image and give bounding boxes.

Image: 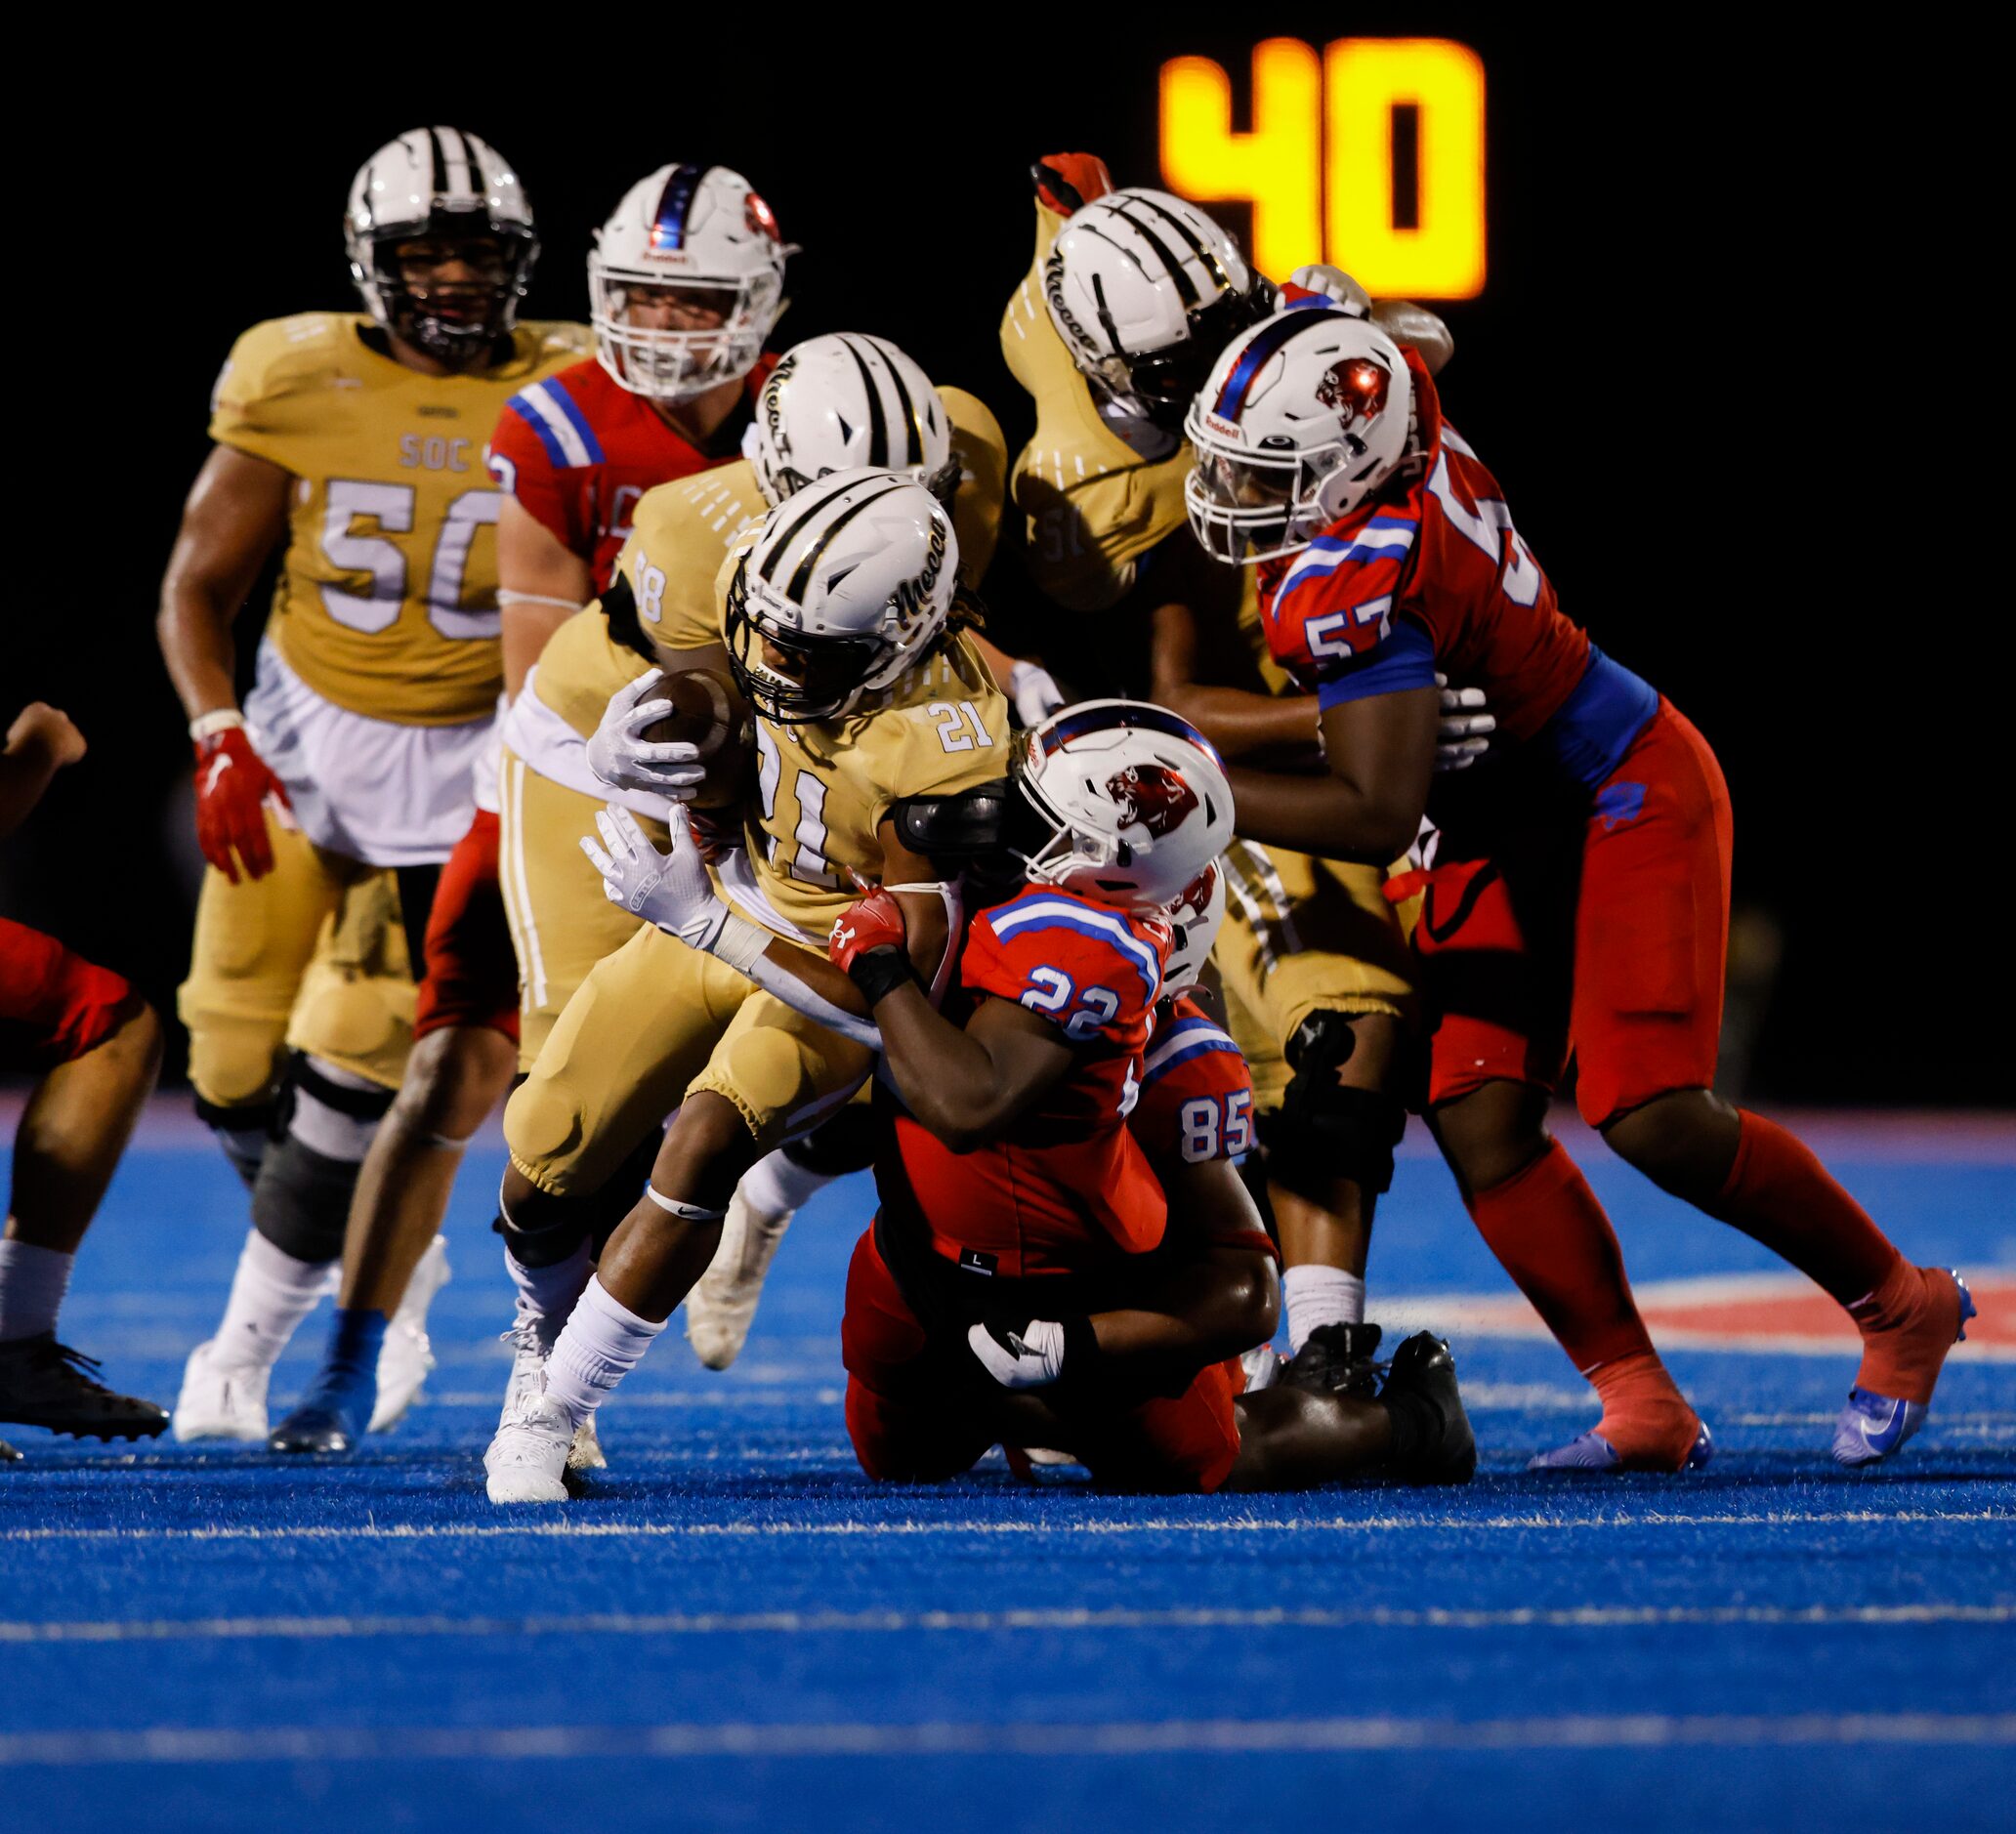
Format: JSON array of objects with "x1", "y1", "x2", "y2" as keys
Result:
[
  {"x1": 739, "y1": 633, "x2": 1010, "y2": 940},
  {"x1": 999, "y1": 203, "x2": 1192, "y2": 614},
  {"x1": 210, "y1": 313, "x2": 591, "y2": 726}
]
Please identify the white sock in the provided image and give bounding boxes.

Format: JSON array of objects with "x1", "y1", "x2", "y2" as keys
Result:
[
  {"x1": 505, "y1": 1240, "x2": 594, "y2": 1348},
  {"x1": 211, "y1": 1230, "x2": 331, "y2": 1371},
  {"x1": 736, "y1": 1148, "x2": 830, "y2": 1221},
  {"x1": 544, "y1": 1275, "x2": 665, "y2": 1426},
  {"x1": 0, "y1": 1240, "x2": 75, "y2": 1342},
  {"x1": 1283, "y1": 1265, "x2": 1365, "y2": 1353}
]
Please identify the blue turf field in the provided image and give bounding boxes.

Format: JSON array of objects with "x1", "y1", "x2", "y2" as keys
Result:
[{"x1": 3, "y1": 1110, "x2": 2011, "y2": 1832}]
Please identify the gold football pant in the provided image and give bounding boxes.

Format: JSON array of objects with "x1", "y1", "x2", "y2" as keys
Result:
[
  {"x1": 495, "y1": 745, "x2": 664, "y2": 1070},
  {"x1": 505, "y1": 923, "x2": 874, "y2": 1198},
  {"x1": 178, "y1": 814, "x2": 414, "y2": 1110},
  {"x1": 1212, "y1": 838, "x2": 1415, "y2": 1112}
]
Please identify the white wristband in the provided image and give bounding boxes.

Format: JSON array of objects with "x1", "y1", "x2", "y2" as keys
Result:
[
  {"x1": 189, "y1": 709, "x2": 244, "y2": 742},
  {"x1": 711, "y1": 911, "x2": 774, "y2": 976}
]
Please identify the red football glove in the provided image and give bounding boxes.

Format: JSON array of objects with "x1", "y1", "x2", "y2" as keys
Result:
[
  {"x1": 192, "y1": 721, "x2": 290, "y2": 884},
  {"x1": 685, "y1": 805, "x2": 740, "y2": 865},
  {"x1": 1031, "y1": 152, "x2": 1113, "y2": 217},
  {"x1": 829, "y1": 885, "x2": 907, "y2": 975}
]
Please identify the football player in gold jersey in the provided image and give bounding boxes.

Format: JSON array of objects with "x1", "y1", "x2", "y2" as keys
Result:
[
  {"x1": 484, "y1": 470, "x2": 1011, "y2": 1502},
  {"x1": 997, "y1": 156, "x2": 1483, "y2": 1394},
  {"x1": 156, "y1": 127, "x2": 588, "y2": 1443}
]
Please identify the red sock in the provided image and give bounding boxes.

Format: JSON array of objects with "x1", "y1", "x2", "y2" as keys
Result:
[
  {"x1": 1848, "y1": 1260, "x2": 1964, "y2": 1403},
  {"x1": 1704, "y1": 1111, "x2": 1903, "y2": 1307}
]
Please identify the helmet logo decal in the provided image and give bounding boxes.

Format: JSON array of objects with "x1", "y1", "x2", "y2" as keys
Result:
[
  {"x1": 744, "y1": 191, "x2": 780, "y2": 240},
  {"x1": 1317, "y1": 354, "x2": 1390, "y2": 424},
  {"x1": 1107, "y1": 765, "x2": 1197, "y2": 837}
]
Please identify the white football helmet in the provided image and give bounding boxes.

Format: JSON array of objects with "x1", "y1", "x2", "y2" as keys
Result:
[
  {"x1": 1043, "y1": 188, "x2": 1270, "y2": 427},
  {"x1": 345, "y1": 128, "x2": 537, "y2": 364},
  {"x1": 750, "y1": 334, "x2": 958, "y2": 508},
  {"x1": 1184, "y1": 309, "x2": 1413, "y2": 565},
  {"x1": 1160, "y1": 856, "x2": 1228, "y2": 995},
  {"x1": 1017, "y1": 701, "x2": 1235, "y2": 914},
  {"x1": 589, "y1": 164, "x2": 789, "y2": 401},
  {"x1": 724, "y1": 469, "x2": 958, "y2": 723}
]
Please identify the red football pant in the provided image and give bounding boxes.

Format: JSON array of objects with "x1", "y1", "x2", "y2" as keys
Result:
[
  {"x1": 412, "y1": 811, "x2": 520, "y2": 1043},
  {"x1": 0, "y1": 918, "x2": 136, "y2": 1071},
  {"x1": 840, "y1": 1226, "x2": 1243, "y2": 1494}
]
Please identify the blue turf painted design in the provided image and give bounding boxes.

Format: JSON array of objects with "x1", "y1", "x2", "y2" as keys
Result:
[{"x1": 1, "y1": 1119, "x2": 2011, "y2": 1833}]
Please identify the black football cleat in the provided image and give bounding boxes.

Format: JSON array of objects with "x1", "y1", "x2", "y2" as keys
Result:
[
  {"x1": 1281, "y1": 1320, "x2": 1386, "y2": 1398},
  {"x1": 0, "y1": 1333, "x2": 169, "y2": 1441},
  {"x1": 1379, "y1": 1331, "x2": 1477, "y2": 1485},
  {"x1": 268, "y1": 1403, "x2": 358, "y2": 1455},
  {"x1": 1, "y1": 1437, "x2": 20, "y2": 1462}
]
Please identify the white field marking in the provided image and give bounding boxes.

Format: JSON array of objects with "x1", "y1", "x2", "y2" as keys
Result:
[
  {"x1": 4, "y1": 1711, "x2": 2013, "y2": 1768},
  {"x1": 5, "y1": 1509, "x2": 2007, "y2": 1546},
  {"x1": 2, "y1": 1601, "x2": 2009, "y2": 1647}
]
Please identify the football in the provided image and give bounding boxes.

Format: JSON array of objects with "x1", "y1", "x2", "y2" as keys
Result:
[{"x1": 637, "y1": 666, "x2": 754, "y2": 810}]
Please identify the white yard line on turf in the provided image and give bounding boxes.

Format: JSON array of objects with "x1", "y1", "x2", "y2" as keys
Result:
[
  {"x1": 2, "y1": 1602, "x2": 2008, "y2": 1646},
  {"x1": 3, "y1": 1712, "x2": 2012, "y2": 1767},
  {"x1": 4, "y1": 1509, "x2": 2007, "y2": 1544}
]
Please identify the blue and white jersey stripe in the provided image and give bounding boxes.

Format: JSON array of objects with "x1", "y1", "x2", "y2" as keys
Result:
[
  {"x1": 503, "y1": 377, "x2": 606, "y2": 470},
  {"x1": 986, "y1": 895, "x2": 1162, "y2": 1001},
  {"x1": 1142, "y1": 1015, "x2": 1241, "y2": 1085},
  {"x1": 1276, "y1": 516, "x2": 1419, "y2": 601}
]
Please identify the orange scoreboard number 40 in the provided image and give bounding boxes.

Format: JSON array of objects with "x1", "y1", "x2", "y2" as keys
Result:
[{"x1": 1159, "y1": 38, "x2": 1486, "y2": 300}]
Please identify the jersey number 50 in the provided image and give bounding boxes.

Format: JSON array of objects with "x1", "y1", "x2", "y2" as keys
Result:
[{"x1": 318, "y1": 479, "x2": 501, "y2": 640}]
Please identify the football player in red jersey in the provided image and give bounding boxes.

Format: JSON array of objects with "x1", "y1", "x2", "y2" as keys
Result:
[
  {"x1": 829, "y1": 702, "x2": 1474, "y2": 1491},
  {"x1": 0, "y1": 705, "x2": 168, "y2": 1456},
  {"x1": 268, "y1": 163, "x2": 792, "y2": 1452},
  {"x1": 1185, "y1": 306, "x2": 1972, "y2": 1472}
]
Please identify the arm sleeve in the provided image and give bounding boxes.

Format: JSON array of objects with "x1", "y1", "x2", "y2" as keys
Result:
[{"x1": 1315, "y1": 616, "x2": 1438, "y2": 708}]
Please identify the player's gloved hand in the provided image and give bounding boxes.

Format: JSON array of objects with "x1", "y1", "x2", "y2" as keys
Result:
[
  {"x1": 1006, "y1": 661, "x2": 1066, "y2": 729},
  {"x1": 586, "y1": 670, "x2": 706, "y2": 802},
  {"x1": 190, "y1": 711, "x2": 291, "y2": 885},
  {"x1": 1434, "y1": 673, "x2": 1496, "y2": 771},
  {"x1": 1281, "y1": 264, "x2": 1372, "y2": 316},
  {"x1": 967, "y1": 1316, "x2": 1096, "y2": 1390},
  {"x1": 582, "y1": 805, "x2": 729, "y2": 952},
  {"x1": 829, "y1": 884, "x2": 914, "y2": 1005},
  {"x1": 1031, "y1": 152, "x2": 1113, "y2": 217}
]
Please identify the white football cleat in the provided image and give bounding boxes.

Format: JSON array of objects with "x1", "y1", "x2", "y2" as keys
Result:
[
  {"x1": 171, "y1": 1340, "x2": 271, "y2": 1442},
  {"x1": 368, "y1": 1234, "x2": 450, "y2": 1433},
  {"x1": 483, "y1": 1390, "x2": 575, "y2": 1504},
  {"x1": 500, "y1": 1314, "x2": 606, "y2": 1472},
  {"x1": 685, "y1": 1189, "x2": 794, "y2": 1370}
]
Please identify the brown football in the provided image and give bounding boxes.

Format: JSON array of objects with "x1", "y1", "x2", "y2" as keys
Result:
[{"x1": 636, "y1": 667, "x2": 754, "y2": 811}]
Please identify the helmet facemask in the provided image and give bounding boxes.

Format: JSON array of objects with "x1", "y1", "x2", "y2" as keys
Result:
[
  {"x1": 724, "y1": 561, "x2": 900, "y2": 725},
  {"x1": 1182, "y1": 427, "x2": 1359, "y2": 563},
  {"x1": 353, "y1": 211, "x2": 536, "y2": 366},
  {"x1": 590, "y1": 259, "x2": 780, "y2": 402}
]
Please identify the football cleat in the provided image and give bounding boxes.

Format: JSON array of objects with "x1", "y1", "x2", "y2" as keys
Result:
[
  {"x1": 1529, "y1": 1419, "x2": 1715, "y2": 1474},
  {"x1": 1281, "y1": 1320, "x2": 1385, "y2": 1398},
  {"x1": 172, "y1": 1340, "x2": 272, "y2": 1442},
  {"x1": 1378, "y1": 1332, "x2": 1477, "y2": 1484},
  {"x1": 500, "y1": 1315, "x2": 605, "y2": 1472},
  {"x1": 1833, "y1": 1271, "x2": 1975, "y2": 1468},
  {"x1": 369, "y1": 1234, "x2": 450, "y2": 1434},
  {"x1": 0, "y1": 1334, "x2": 168, "y2": 1441},
  {"x1": 483, "y1": 1391, "x2": 575, "y2": 1504},
  {"x1": 685, "y1": 1190, "x2": 793, "y2": 1371},
  {"x1": 1, "y1": 1437, "x2": 19, "y2": 1462},
  {"x1": 270, "y1": 1309, "x2": 386, "y2": 1455}
]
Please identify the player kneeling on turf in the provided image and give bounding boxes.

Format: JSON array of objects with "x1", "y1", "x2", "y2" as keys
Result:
[{"x1": 829, "y1": 702, "x2": 1472, "y2": 1491}]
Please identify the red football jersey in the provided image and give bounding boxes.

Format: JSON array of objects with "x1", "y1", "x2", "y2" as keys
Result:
[
  {"x1": 1130, "y1": 995, "x2": 1255, "y2": 1168},
  {"x1": 484, "y1": 354, "x2": 773, "y2": 592},
  {"x1": 885, "y1": 887, "x2": 1172, "y2": 1274},
  {"x1": 1258, "y1": 348, "x2": 1658, "y2": 789}
]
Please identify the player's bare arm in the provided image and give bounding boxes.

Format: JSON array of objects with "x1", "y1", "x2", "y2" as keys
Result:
[
  {"x1": 496, "y1": 496, "x2": 593, "y2": 698},
  {"x1": 1150, "y1": 594, "x2": 1320, "y2": 762},
  {"x1": 156, "y1": 445, "x2": 291, "y2": 722},
  {"x1": 878, "y1": 990, "x2": 1077, "y2": 1154},
  {"x1": 1225, "y1": 685, "x2": 1440, "y2": 862},
  {"x1": 0, "y1": 703, "x2": 87, "y2": 839}
]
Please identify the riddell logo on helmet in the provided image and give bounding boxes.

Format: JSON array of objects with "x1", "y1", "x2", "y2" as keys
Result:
[
  {"x1": 1107, "y1": 765, "x2": 1197, "y2": 837},
  {"x1": 1316, "y1": 355, "x2": 1390, "y2": 422}
]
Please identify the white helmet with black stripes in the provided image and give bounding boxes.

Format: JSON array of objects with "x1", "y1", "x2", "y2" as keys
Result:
[
  {"x1": 345, "y1": 127, "x2": 537, "y2": 365},
  {"x1": 590, "y1": 163, "x2": 790, "y2": 401},
  {"x1": 724, "y1": 468, "x2": 958, "y2": 724},
  {"x1": 750, "y1": 333, "x2": 958, "y2": 508},
  {"x1": 1043, "y1": 188, "x2": 1270, "y2": 428},
  {"x1": 1017, "y1": 701, "x2": 1236, "y2": 914}
]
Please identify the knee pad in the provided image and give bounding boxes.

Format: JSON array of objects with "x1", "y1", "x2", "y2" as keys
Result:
[
  {"x1": 782, "y1": 1104, "x2": 885, "y2": 1178},
  {"x1": 276, "y1": 1053, "x2": 396, "y2": 1164},
  {"x1": 250, "y1": 1131, "x2": 365, "y2": 1266},
  {"x1": 184, "y1": 1012, "x2": 289, "y2": 1112},
  {"x1": 1265, "y1": 1013, "x2": 1407, "y2": 1198},
  {"x1": 193, "y1": 1092, "x2": 277, "y2": 1191},
  {"x1": 717, "y1": 1026, "x2": 821, "y2": 1132}
]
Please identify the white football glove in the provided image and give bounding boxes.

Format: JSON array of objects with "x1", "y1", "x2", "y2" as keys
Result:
[
  {"x1": 1434, "y1": 673, "x2": 1496, "y2": 771},
  {"x1": 967, "y1": 1318, "x2": 1069, "y2": 1390},
  {"x1": 581, "y1": 805, "x2": 729, "y2": 952},
  {"x1": 1006, "y1": 661, "x2": 1066, "y2": 729},
  {"x1": 1285, "y1": 264, "x2": 1372, "y2": 316},
  {"x1": 586, "y1": 670, "x2": 707, "y2": 801}
]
